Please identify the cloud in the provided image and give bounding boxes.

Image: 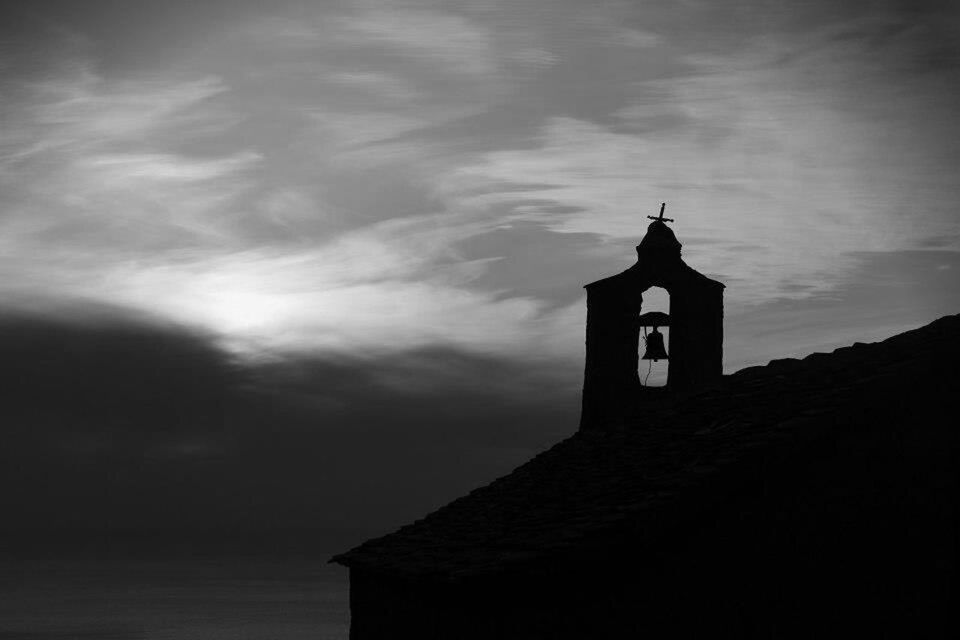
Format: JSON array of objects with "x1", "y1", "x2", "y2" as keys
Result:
[
  {"x1": 0, "y1": 66, "x2": 254, "y2": 240},
  {"x1": 431, "y1": 114, "x2": 862, "y2": 304},
  {"x1": 37, "y1": 212, "x2": 584, "y2": 360},
  {"x1": 0, "y1": 309, "x2": 239, "y2": 446},
  {"x1": 76, "y1": 152, "x2": 256, "y2": 184},
  {"x1": 0, "y1": 45, "x2": 575, "y2": 364},
  {"x1": 326, "y1": 71, "x2": 418, "y2": 103},
  {"x1": 309, "y1": 111, "x2": 430, "y2": 150},
  {"x1": 0, "y1": 72, "x2": 232, "y2": 173},
  {"x1": 426, "y1": 14, "x2": 960, "y2": 306},
  {"x1": 613, "y1": 28, "x2": 663, "y2": 48},
  {"x1": 0, "y1": 64, "x2": 265, "y2": 290},
  {"x1": 0, "y1": 310, "x2": 578, "y2": 537},
  {"x1": 33, "y1": 73, "x2": 227, "y2": 139},
  {"x1": 1, "y1": 0, "x2": 957, "y2": 384},
  {"x1": 231, "y1": 5, "x2": 511, "y2": 86},
  {"x1": 334, "y1": 8, "x2": 498, "y2": 75}
]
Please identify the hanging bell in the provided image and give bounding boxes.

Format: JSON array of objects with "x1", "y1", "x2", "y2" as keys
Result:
[{"x1": 641, "y1": 327, "x2": 668, "y2": 361}]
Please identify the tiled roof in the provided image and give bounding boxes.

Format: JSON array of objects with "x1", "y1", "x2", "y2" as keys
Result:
[{"x1": 331, "y1": 314, "x2": 960, "y2": 579}]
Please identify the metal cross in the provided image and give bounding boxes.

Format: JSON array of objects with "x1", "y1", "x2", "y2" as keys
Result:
[{"x1": 647, "y1": 202, "x2": 674, "y2": 224}]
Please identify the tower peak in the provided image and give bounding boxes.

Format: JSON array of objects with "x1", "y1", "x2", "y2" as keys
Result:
[{"x1": 647, "y1": 202, "x2": 674, "y2": 225}]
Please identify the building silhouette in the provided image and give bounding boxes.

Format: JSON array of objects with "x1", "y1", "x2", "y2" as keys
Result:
[{"x1": 332, "y1": 210, "x2": 957, "y2": 639}]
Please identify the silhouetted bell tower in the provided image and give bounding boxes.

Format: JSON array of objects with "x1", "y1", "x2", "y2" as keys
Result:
[{"x1": 579, "y1": 204, "x2": 725, "y2": 431}]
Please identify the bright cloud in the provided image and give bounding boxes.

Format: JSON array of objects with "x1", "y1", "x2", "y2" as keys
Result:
[{"x1": 7, "y1": 212, "x2": 580, "y2": 360}]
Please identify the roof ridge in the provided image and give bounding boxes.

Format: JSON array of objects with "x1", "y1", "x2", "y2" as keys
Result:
[{"x1": 331, "y1": 313, "x2": 960, "y2": 577}]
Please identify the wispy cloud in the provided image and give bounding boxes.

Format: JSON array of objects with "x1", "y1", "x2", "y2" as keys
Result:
[
  {"x1": 428, "y1": 19, "x2": 960, "y2": 305},
  {"x1": 326, "y1": 71, "x2": 419, "y2": 103},
  {"x1": 335, "y1": 8, "x2": 498, "y2": 76},
  {"x1": 0, "y1": 72, "x2": 258, "y2": 253},
  {"x1": 0, "y1": 65, "x2": 265, "y2": 317},
  {"x1": 1, "y1": 0, "x2": 957, "y2": 374},
  {"x1": 35, "y1": 73, "x2": 227, "y2": 137},
  {"x1": 0, "y1": 17, "x2": 563, "y2": 363},
  {"x1": 9, "y1": 212, "x2": 581, "y2": 360},
  {"x1": 0, "y1": 61, "x2": 580, "y2": 362},
  {"x1": 1, "y1": 72, "x2": 231, "y2": 169}
]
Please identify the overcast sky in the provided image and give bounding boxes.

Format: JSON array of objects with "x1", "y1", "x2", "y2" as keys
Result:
[{"x1": 2, "y1": 0, "x2": 959, "y2": 541}]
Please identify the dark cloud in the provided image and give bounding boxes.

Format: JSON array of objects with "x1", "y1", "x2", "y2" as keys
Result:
[
  {"x1": 0, "y1": 309, "x2": 578, "y2": 546},
  {"x1": 0, "y1": 309, "x2": 239, "y2": 436}
]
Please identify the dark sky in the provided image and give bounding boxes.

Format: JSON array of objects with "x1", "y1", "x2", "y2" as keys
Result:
[
  {"x1": 1, "y1": 0, "x2": 959, "y2": 545},
  {"x1": 0, "y1": 308, "x2": 578, "y2": 544}
]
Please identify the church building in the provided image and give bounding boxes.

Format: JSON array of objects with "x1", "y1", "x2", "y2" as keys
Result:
[{"x1": 331, "y1": 206, "x2": 957, "y2": 639}]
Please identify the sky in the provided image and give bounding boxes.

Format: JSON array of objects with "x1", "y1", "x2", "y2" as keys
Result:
[{"x1": 1, "y1": 0, "x2": 959, "y2": 542}]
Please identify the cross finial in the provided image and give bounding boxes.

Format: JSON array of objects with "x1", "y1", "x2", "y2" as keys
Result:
[{"x1": 647, "y1": 202, "x2": 674, "y2": 224}]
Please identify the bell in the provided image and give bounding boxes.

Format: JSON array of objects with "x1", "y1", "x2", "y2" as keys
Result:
[{"x1": 641, "y1": 327, "x2": 668, "y2": 361}]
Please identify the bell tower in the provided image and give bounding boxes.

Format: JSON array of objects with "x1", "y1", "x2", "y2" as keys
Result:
[{"x1": 579, "y1": 204, "x2": 725, "y2": 431}]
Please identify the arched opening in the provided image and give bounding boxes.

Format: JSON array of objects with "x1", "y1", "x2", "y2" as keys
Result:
[{"x1": 639, "y1": 286, "x2": 670, "y2": 387}]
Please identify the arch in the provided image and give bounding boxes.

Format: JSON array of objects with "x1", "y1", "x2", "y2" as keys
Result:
[{"x1": 638, "y1": 286, "x2": 670, "y2": 388}]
